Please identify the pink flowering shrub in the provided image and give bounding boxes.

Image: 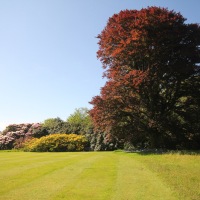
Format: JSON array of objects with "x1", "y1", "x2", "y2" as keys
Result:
[
  {"x1": 0, "y1": 123, "x2": 46, "y2": 150},
  {"x1": 0, "y1": 134, "x2": 15, "y2": 149}
]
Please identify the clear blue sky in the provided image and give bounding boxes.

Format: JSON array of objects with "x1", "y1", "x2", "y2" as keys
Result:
[{"x1": 0, "y1": 0, "x2": 200, "y2": 130}]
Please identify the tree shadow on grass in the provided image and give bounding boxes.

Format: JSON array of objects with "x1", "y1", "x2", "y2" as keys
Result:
[{"x1": 125, "y1": 149, "x2": 200, "y2": 155}]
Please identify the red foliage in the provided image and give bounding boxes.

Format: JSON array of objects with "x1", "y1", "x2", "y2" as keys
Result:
[
  {"x1": 97, "y1": 7, "x2": 199, "y2": 78},
  {"x1": 90, "y1": 7, "x2": 200, "y2": 148}
]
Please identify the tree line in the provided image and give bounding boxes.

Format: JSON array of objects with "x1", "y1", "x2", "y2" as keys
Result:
[
  {"x1": 0, "y1": 108, "x2": 118, "y2": 151},
  {"x1": 1, "y1": 7, "x2": 199, "y2": 151}
]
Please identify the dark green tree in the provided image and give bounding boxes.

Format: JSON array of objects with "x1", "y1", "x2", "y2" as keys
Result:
[{"x1": 42, "y1": 117, "x2": 68, "y2": 134}]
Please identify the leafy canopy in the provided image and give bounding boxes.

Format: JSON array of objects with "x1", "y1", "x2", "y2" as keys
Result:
[{"x1": 90, "y1": 7, "x2": 200, "y2": 149}]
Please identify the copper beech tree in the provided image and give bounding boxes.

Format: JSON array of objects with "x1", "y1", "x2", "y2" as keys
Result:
[{"x1": 90, "y1": 7, "x2": 200, "y2": 149}]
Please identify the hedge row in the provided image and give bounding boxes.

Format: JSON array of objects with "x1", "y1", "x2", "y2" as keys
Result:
[{"x1": 23, "y1": 133, "x2": 88, "y2": 152}]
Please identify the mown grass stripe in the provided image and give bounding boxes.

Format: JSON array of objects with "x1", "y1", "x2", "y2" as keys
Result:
[
  {"x1": 131, "y1": 153, "x2": 200, "y2": 200},
  {"x1": 0, "y1": 152, "x2": 95, "y2": 196},
  {"x1": 0, "y1": 151, "x2": 199, "y2": 200},
  {"x1": 111, "y1": 153, "x2": 177, "y2": 200},
  {"x1": 52, "y1": 152, "x2": 119, "y2": 200}
]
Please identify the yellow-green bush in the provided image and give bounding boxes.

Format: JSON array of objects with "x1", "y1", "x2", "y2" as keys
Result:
[{"x1": 23, "y1": 133, "x2": 88, "y2": 152}]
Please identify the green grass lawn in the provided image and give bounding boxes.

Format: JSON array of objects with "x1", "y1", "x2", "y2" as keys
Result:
[{"x1": 0, "y1": 151, "x2": 199, "y2": 200}]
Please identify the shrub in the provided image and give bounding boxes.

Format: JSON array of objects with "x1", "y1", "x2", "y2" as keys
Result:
[
  {"x1": 0, "y1": 123, "x2": 47, "y2": 150},
  {"x1": 23, "y1": 133, "x2": 88, "y2": 152}
]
